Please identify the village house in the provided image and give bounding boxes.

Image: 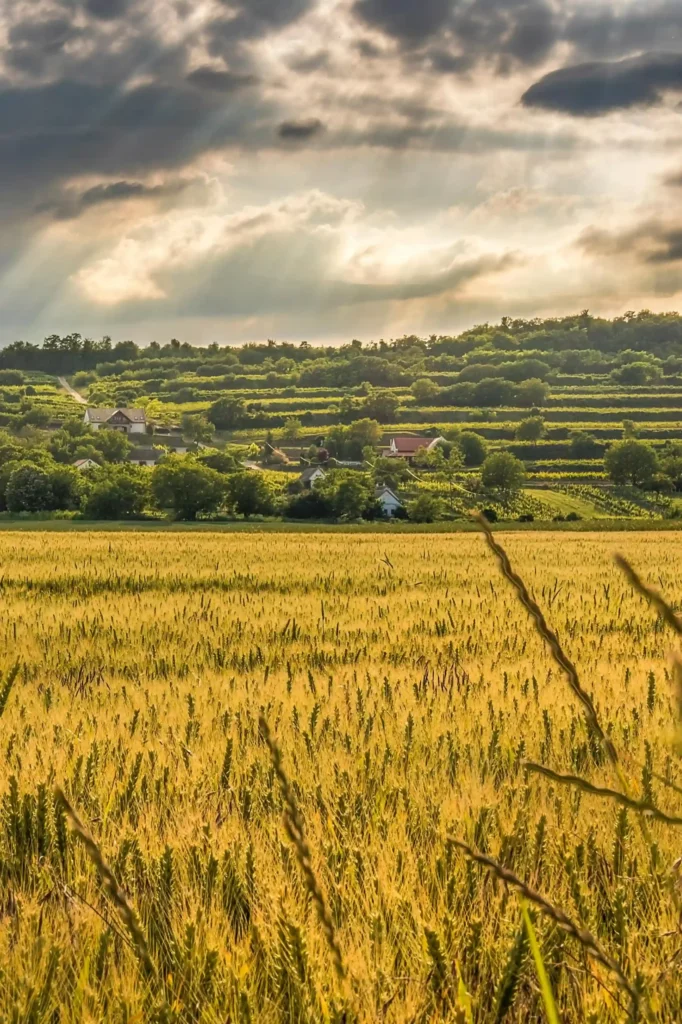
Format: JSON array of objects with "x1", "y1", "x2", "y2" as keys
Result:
[
  {"x1": 385, "y1": 435, "x2": 445, "y2": 461},
  {"x1": 84, "y1": 408, "x2": 147, "y2": 434},
  {"x1": 300, "y1": 465, "x2": 327, "y2": 489},
  {"x1": 72, "y1": 458, "x2": 99, "y2": 471},
  {"x1": 128, "y1": 447, "x2": 165, "y2": 468},
  {"x1": 375, "y1": 485, "x2": 404, "y2": 517}
]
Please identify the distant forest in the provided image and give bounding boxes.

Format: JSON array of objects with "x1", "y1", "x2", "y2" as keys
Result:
[{"x1": 3, "y1": 311, "x2": 682, "y2": 387}]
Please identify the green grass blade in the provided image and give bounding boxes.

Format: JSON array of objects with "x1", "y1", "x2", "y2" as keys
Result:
[{"x1": 521, "y1": 898, "x2": 561, "y2": 1024}]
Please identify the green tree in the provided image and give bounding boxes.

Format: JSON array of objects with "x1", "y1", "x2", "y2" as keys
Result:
[
  {"x1": 660, "y1": 455, "x2": 682, "y2": 491},
  {"x1": 180, "y1": 413, "x2": 215, "y2": 444},
  {"x1": 472, "y1": 378, "x2": 515, "y2": 407},
  {"x1": 360, "y1": 390, "x2": 400, "y2": 423},
  {"x1": 326, "y1": 419, "x2": 381, "y2": 461},
  {"x1": 198, "y1": 449, "x2": 239, "y2": 474},
  {"x1": 6, "y1": 464, "x2": 54, "y2": 512},
  {"x1": 93, "y1": 428, "x2": 134, "y2": 463},
  {"x1": 318, "y1": 471, "x2": 379, "y2": 519},
  {"x1": 611, "y1": 362, "x2": 662, "y2": 385},
  {"x1": 569, "y1": 430, "x2": 599, "y2": 458},
  {"x1": 372, "y1": 456, "x2": 411, "y2": 492},
  {"x1": 481, "y1": 452, "x2": 526, "y2": 491},
  {"x1": 281, "y1": 417, "x2": 303, "y2": 443},
  {"x1": 456, "y1": 431, "x2": 487, "y2": 466},
  {"x1": 435, "y1": 447, "x2": 464, "y2": 511},
  {"x1": 152, "y1": 459, "x2": 226, "y2": 519},
  {"x1": 514, "y1": 379, "x2": 549, "y2": 407},
  {"x1": 207, "y1": 397, "x2": 249, "y2": 430},
  {"x1": 285, "y1": 490, "x2": 333, "y2": 519},
  {"x1": 515, "y1": 416, "x2": 545, "y2": 442},
  {"x1": 0, "y1": 370, "x2": 25, "y2": 385},
  {"x1": 410, "y1": 378, "x2": 441, "y2": 403},
  {"x1": 408, "y1": 494, "x2": 444, "y2": 522},
  {"x1": 604, "y1": 439, "x2": 658, "y2": 487},
  {"x1": 226, "y1": 471, "x2": 276, "y2": 517},
  {"x1": 85, "y1": 466, "x2": 151, "y2": 519},
  {"x1": 49, "y1": 466, "x2": 85, "y2": 510}
]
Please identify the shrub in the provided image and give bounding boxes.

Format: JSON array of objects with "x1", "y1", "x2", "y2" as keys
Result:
[
  {"x1": 85, "y1": 466, "x2": 151, "y2": 519},
  {"x1": 285, "y1": 490, "x2": 333, "y2": 519},
  {"x1": 408, "y1": 494, "x2": 444, "y2": 522}
]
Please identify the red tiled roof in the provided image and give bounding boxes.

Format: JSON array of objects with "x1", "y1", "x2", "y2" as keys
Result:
[{"x1": 390, "y1": 436, "x2": 430, "y2": 453}]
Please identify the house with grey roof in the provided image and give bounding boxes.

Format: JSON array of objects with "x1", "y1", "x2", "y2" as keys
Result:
[{"x1": 84, "y1": 408, "x2": 147, "y2": 434}]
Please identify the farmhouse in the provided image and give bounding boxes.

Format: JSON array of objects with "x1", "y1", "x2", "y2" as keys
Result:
[
  {"x1": 385, "y1": 435, "x2": 444, "y2": 460},
  {"x1": 375, "y1": 485, "x2": 403, "y2": 517},
  {"x1": 84, "y1": 408, "x2": 147, "y2": 434},
  {"x1": 300, "y1": 465, "x2": 327, "y2": 489}
]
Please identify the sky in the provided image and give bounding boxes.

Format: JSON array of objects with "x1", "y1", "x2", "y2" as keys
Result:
[{"x1": 1, "y1": 0, "x2": 682, "y2": 346}]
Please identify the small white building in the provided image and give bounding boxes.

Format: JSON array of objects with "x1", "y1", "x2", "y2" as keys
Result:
[
  {"x1": 376, "y1": 485, "x2": 403, "y2": 517},
  {"x1": 300, "y1": 465, "x2": 327, "y2": 489},
  {"x1": 84, "y1": 408, "x2": 147, "y2": 434},
  {"x1": 72, "y1": 458, "x2": 99, "y2": 471},
  {"x1": 128, "y1": 447, "x2": 164, "y2": 468}
]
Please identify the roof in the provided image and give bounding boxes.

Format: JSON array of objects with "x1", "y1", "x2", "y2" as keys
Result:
[
  {"x1": 86, "y1": 407, "x2": 147, "y2": 423},
  {"x1": 128, "y1": 448, "x2": 164, "y2": 463},
  {"x1": 73, "y1": 458, "x2": 98, "y2": 469},
  {"x1": 151, "y1": 435, "x2": 192, "y2": 449},
  {"x1": 390, "y1": 436, "x2": 431, "y2": 453},
  {"x1": 376, "y1": 485, "x2": 403, "y2": 504},
  {"x1": 300, "y1": 466, "x2": 326, "y2": 482}
]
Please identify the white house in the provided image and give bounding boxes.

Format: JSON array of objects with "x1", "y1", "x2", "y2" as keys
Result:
[
  {"x1": 385, "y1": 435, "x2": 445, "y2": 460},
  {"x1": 300, "y1": 465, "x2": 327, "y2": 489},
  {"x1": 72, "y1": 458, "x2": 99, "y2": 471},
  {"x1": 128, "y1": 447, "x2": 165, "y2": 468},
  {"x1": 84, "y1": 408, "x2": 147, "y2": 434},
  {"x1": 376, "y1": 485, "x2": 404, "y2": 517}
]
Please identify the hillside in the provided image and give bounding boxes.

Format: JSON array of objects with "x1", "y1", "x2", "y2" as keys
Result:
[{"x1": 0, "y1": 311, "x2": 681, "y2": 522}]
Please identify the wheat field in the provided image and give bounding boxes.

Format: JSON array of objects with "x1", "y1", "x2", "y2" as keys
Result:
[{"x1": 0, "y1": 530, "x2": 681, "y2": 1022}]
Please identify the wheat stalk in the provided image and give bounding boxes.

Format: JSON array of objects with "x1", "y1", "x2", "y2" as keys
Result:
[
  {"x1": 259, "y1": 715, "x2": 346, "y2": 980},
  {"x1": 526, "y1": 762, "x2": 682, "y2": 826},
  {"x1": 615, "y1": 556, "x2": 682, "y2": 637},
  {"x1": 450, "y1": 838, "x2": 639, "y2": 1016},
  {"x1": 55, "y1": 787, "x2": 155, "y2": 980},
  {"x1": 475, "y1": 513, "x2": 619, "y2": 767}
]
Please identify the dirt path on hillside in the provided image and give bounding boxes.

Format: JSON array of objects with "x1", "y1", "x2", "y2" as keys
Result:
[{"x1": 58, "y1": 376, "x2": 87, "y2": 405}]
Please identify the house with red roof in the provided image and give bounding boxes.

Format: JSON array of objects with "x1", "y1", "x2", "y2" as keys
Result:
[{"x1": 384, "y1": 435, "x2": 445, "y2": 460}]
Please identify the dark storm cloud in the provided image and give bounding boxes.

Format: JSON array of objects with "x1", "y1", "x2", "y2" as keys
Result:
[
  {"x1": 36, "y1": 179, "x2": 187, "y2": 219},
  {"x1": 278, "y1": 118, "x2": 325, "y2": 140},
  {"x1": 353, "y1": 0, "x2": 452, "y2": 44},
  {"x1": 6, "y1": 15, "x2": 82, "y2": 74},
  {"x1": 85, "y1": 0, "x2": 129, "y2": 20},
  {"x1": 353, "y1": 0, "x2": 558, "y2": 70},
  {"x1": 186, "y1": 66, "x2": 258, "y2": 92},
  {"x1": 580, "y1": 220, "x2": 682, "y2": 264},
  {"x1": 522, "y1": 52, "x2": 682, "y2": 115},
  {"x1": 0, "y1": 76, "x2": 271, "y2": 212},
  {"x1": 564, "y1": 1, "x2": 682, "y2": 61}
]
